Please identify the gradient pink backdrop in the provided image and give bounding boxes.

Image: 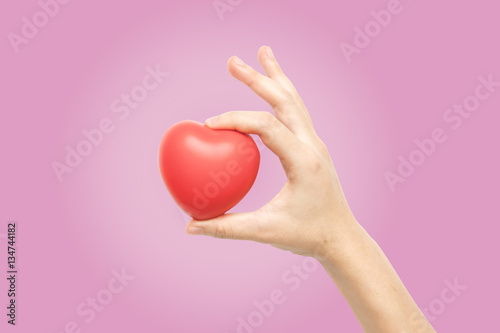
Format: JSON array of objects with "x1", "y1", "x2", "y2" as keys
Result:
[{"x1": 1, "y1": 0, "x2": 499, "y2": 332}]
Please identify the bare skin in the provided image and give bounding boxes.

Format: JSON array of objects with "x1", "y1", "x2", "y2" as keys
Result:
[{"x1": 185, "y1": 46, "x2": 436, "y2": 333}]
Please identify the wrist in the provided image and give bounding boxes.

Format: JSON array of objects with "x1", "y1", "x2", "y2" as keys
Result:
[{"x1": 314, "y1": 214, "x2": 364, "y2": 265}]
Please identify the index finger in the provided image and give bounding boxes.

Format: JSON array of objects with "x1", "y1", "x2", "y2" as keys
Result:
[{"x1": 206, "y1": 110, "x2": 304, "y2": 171}]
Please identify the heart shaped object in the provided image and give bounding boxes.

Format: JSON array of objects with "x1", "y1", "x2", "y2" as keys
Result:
[{"x1": 158, "y1": 120, "x2": 260, "y2": 220}]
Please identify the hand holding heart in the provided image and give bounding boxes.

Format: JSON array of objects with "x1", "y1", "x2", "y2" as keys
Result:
[
  {"x1": 185, "y1": 46, "x2": 356, "y2": 261},
  {"x1": 178, "y1": 47, "x2": 435, "y2": 332}
]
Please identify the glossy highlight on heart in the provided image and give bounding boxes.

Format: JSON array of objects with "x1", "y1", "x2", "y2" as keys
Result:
[{"x1": 158, "y1": 120, "x2": 260, "y2": 220}]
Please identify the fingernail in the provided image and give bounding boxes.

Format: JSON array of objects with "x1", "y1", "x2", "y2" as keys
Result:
[
  {"x1": 186, "y1": 226, "x2": 203, "y2": 235},
  {"x1": 205, "y1": 116, "x2": 218, "y2": 126},
  {"x1": 232, "y1": 56, "x2": 245, "y2": 67},
  {"x1": 266, "y1": 46, "x2": 274, "y2": 59}
]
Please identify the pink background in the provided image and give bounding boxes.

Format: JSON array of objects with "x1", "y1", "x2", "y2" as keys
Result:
[{"x1": 1, "y1": 0, "x2": 499, "y2": 332}]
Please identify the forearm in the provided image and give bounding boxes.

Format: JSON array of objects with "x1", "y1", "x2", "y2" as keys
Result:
[{"x1": 318, "y1": 218, "x2": 435, "y2": 333}]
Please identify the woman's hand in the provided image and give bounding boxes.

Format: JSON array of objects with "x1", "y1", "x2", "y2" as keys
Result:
[
  {"x1": 185, "y1": 46, "x2": 356, "y2": 261},
  {"x1": 186, "y1": 46, "x2": 436, "y2": 332}
]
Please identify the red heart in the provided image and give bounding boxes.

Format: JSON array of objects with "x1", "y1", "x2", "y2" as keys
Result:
[{"x1": 158, "y1": 120, "x2": 260, "y2": 220}]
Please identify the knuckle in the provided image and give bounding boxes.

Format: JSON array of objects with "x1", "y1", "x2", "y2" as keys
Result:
[
  {"x1": 315, "y1": 139, "x2": 330, "y2": 156},
  {"x1": 222, "y1": 111, "x2": 237, "y2": 121},
  {"x1": 247, "y1": 74, "x2": 259, "y2": 90},
  {"x1": 258, "y1": 112, "x2": 278, "y2": 132},
  {"x1": 274, "y1": 90, "x2": 295, "y2": 109},
  {"x1": 213, "y1": 223, "x2": 233, "y2": 239},
  {"x1": 302, "y1": 150, "x2": 324, "y2": 172}
]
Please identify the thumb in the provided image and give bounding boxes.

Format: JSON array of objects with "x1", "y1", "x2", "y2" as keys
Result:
[{"x1": 186, "y1": 211, "x2": 267, "y2": 242}]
